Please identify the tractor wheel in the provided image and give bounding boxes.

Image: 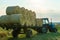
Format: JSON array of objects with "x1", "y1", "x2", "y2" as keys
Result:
[
  {"x1": 42, "y1": 27, "x2": 47, "y2": 33},
  {"x1": 49, "y1": 28, "x2": 57, "y2": 33},
  {"x1": 49, "y1": 28, "x2": 53, "y2": 32},
  {"x1": 26, "y1": 30, "x2": 32, "y2": 38}
]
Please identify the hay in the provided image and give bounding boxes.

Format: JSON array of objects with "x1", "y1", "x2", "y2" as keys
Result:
[
  {"x1": 36, "y1": 18, "x2": 43, "y2": 27},
  {"x1": 6, "y1": 6, "x2": 20, "y2": 15},
  {"x1": 6, "y1": 6, "x2": 36, "y2": 26}
]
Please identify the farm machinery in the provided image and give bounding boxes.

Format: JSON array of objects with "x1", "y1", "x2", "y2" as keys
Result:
[
  {"x1": 0, "y1": 6, "x2": 57, "y2": 38},
  {"x1": 35, "y1": 18, "x2": 57, "y2": 33}
]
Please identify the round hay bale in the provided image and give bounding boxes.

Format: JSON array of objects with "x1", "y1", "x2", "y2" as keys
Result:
[
  {"x1": 0, "y1": 15, "x2": 9, "y2": 24},
  {"x1": 6, "y1": 6, "x2": 20, "y2": 15},
  {"x1": 9, "y1": 14, "x2": 22, "y2": 24}
]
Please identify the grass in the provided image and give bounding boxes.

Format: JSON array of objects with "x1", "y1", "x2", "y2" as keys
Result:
[
  {"x1": 8, "y1": 32, "x2": 60, "y2": 40},
  {"x1": 0, "y1": 25, "x2": 60, "y2": 40}
]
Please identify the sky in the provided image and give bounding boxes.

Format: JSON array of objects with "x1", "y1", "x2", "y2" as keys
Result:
[{"x1": 0, "y1": 0, "x2": 60, "y2": 22}]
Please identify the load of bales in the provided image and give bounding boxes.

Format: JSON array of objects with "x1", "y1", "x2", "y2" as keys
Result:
[{"x1": 0, "y1": 6, "x2": 36, "y2": 27}]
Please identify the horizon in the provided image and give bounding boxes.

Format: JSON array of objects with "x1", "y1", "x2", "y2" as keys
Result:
[{"x1": 0, "y1": 0, "x2": 60, "y2": 22}]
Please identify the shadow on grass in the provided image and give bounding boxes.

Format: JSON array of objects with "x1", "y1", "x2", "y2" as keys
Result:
[{"x1": 8, "y1": 32, "x2": 60, "y2": 40}]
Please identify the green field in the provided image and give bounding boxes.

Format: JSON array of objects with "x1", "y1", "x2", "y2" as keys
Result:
[{"x1": 0, "y1": 25, "x2": 60, "y2": 40}]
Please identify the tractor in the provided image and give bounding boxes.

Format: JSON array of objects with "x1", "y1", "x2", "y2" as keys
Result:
[{"x1": 36, "y1": 18, "x2": 57, "y2": 33}]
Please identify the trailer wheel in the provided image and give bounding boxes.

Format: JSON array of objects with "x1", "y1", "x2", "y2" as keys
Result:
[
  {"x1": 12, "y1": 28, "x2": 20, "y2": 38},
  {"x1": 2, "y1": 26, "x2": 5, "y2": 29},
  {"x1": 26, "y1": 30, "x2": 32, "y2": 38},
  {"x1": 37, "y1": 28, "x2": 42, "y2": 33},
  {"x1": 12, "y1": 30, "x2": 18, "y2": 38},
  {"x1": 42, "y1": 27, "x2": 47, "y2": 33},
  {"x1": 6, "y1": 28, "x2": 9, "y2": 30},
  {"x1": 6, "y1": 27, "x2": 9, "y2": 30}
]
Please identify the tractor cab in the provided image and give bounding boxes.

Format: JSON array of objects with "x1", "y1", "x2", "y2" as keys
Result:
[
  {"x1": 42, "y1": 18, "x2": 49, "y2": 27},
  {"x1": 41, "y1": 18, "x2": 57, "y2": 33}
]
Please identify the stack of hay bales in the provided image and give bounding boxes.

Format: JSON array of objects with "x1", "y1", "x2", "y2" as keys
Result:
[
  {"x1": 5, "y1": 6, "x2": 36, "y2": 27},
  {"x1": 27, "y1": 10, "x2": 36, "y2": 26}
]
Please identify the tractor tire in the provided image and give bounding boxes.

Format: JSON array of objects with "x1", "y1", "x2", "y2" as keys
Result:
[
  {"x1": 49, "y1": 28, "x2": 53, "y2": 32},
  {"x1": 49, "y1": 28, "x2": 57, "y2": 33},
  {"x1": 41, "y1": 27, "x2": 47, "y2": 33},
  {"x1": 26, "y1": 30, "x2": 32, "y2": 38}
]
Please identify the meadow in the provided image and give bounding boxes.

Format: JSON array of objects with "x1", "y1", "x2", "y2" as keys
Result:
[{"x1": 0, "y1": 24, "x2": 60, "y2": 40}]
